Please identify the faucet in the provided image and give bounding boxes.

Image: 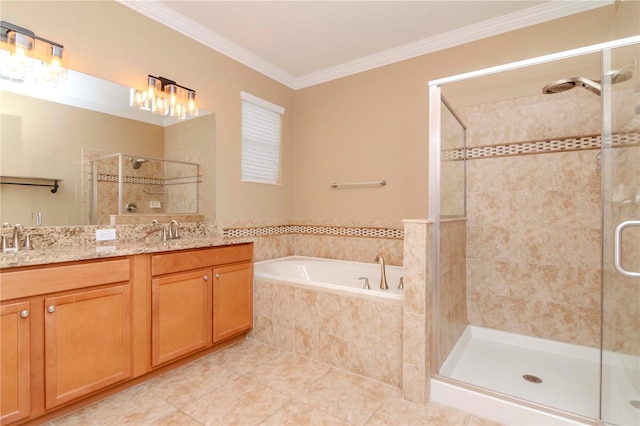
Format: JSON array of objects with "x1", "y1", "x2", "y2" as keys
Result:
[
  {"x1": 358, "y1": 276, "x2": 371, "y2": 290},
  {"x1": 2, "y1": 224, "x2": 24, "y2": 252},
  {"x1": 376, "y1": 255, "x2": 389, "y2": 290},
  {"x1": 168, "y1": 220, "x2": 180, "y2": 240},
  {"x1": 1, "y1": 223, "x2": 9, "y2": 251}
]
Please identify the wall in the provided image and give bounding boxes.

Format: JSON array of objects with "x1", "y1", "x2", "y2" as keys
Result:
[
  {"x1": 603, "y1": 143, "x2": 640, "y2": 356},
  {"x1": 252, "y1": 277, "x2": 403, "y2": 387},
  {"x1": 0, "y1": 0, "x2": 295, "y2": 222},
  {"x1": 292, "y1": 3, "x2": 637, "y2": 221},
  {"x1": 437, "y1": 219, "x2": 467, "y2": 366},
  {"x1": 220, "y1": 218, "x2": 405, "y2": 265},
  {"x1": 461, "y1": 88, "x2": 603, "y2": 348},
  {"x1": 3, "y1": 2, "x2": 637, "y2": 226}
]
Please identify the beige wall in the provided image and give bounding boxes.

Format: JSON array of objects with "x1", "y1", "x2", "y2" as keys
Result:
[
  {"x1": 1, "y1": 0, "x2": 295, "y2": 222},
  {"x1": 293, "y1": 3, "x2": 637, "y2": 220},
  {"x1": 1, "y1": 1, "x2": 637, "y2": 225}
]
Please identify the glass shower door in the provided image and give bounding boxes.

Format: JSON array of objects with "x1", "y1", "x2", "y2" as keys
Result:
[{"x1": 600, "y1": 42, "x2": 640, "y2": 426}]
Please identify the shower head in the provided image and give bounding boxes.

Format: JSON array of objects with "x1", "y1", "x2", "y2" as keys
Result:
[
  {"x1": 601, "y1": 68, "x2": 633, "y2": 85},
  {"x1": 542, "y1": 76, "x2": 601, "y2": 96},
  {"x1": 130, "y1": 158, "x2": 148, "y2": 169},
  {"x1": 542, "y1": 67, "x2": 634, "y2": 96}
]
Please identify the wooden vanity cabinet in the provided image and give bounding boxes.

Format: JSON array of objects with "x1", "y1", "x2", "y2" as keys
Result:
[
  {"x1": 0, "y1": 243, "x2": 252, "y2": 425},
  {"x1": 0, "y1": 258, "x2": 132, "y2": 423},
  {"x1": 0, "y1": 301, "x2": 31, "y2": 425},
  {"x1": 151, "y1": 269, "x2": 212, "y2": 367},
  {"x1": 150, "y1": 243, "x2": 253, "y2": 365}
]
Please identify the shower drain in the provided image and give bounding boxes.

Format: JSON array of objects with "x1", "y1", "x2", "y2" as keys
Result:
[
  {"x1": 631, "y1": 400, "x2": 640, "y2": 410},
  {"x1": 522, "y1": 374, "x2": 543, "y2": 384}
]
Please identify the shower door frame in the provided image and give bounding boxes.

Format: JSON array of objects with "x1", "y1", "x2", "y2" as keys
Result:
[{"x1": 428, "y1": 35, "x2": 640, "y2": 423}]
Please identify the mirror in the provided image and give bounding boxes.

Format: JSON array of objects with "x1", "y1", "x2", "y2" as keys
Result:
[{"x1": 0, "y1": 71, "x2": 215, "y2": 226}]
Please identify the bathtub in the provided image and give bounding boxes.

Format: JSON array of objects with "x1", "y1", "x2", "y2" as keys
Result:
[
  {"x1": 252, "y1": 255, "x2": 403, "y2": 386},
  {"x1": 254, "y1": 255, "x2": 403, "y2": 300}
]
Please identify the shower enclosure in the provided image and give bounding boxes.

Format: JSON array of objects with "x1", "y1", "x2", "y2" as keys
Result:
[
  {"x1": 83, "y1": 153, "x2": 200, "y2": 225},
  {"x1": 429, "y1": 36, "x2": 640, "y2": 424}
]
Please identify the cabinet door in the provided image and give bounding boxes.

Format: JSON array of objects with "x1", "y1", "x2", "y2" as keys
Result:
[
  {"x1": 44, "y1": 285, "x2": 131, "y2": 409},
  {"x1": 151, "y1": 269, "x2": 212, "y2": 367},
  {"x1": 1, "y1": 301, "x2": 30, "y2": 425},
  {"x1": 213, "y1": 263, "x2": 253, "y2": 343}
]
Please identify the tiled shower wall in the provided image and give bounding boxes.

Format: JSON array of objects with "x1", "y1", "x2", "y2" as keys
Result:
[
  {"x1": 459, "y1": 90, "x2": 603, "y2": 348},
  {"x1": 438, "y1": 219, "x2": 467, "y2": 366},
  {"x1": 81, "y1": 149, "x2": 200, "y2": 225},
  {"x1": 603, "y1": 142, "x2": 640, "y2": 355}
]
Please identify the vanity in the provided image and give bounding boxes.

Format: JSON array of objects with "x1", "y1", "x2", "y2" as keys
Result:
[
  {"x1": 0, "y1": 23, "x2": 233, "y2": 425},
  {"x1": 0, "y1": 240, "x2": 253, "y2": 425}
]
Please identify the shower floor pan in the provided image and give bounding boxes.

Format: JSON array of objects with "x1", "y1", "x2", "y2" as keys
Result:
[{"x1": 437, "y1": 326, "x2": 639, "y2": 425}]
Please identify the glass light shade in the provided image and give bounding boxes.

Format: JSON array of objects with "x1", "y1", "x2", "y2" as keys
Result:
[
  {"x1": 0, "y1": 28, "x2": 66, "y2": 87},
  {"x1": 130, "y1": 76, "x2": 198, "y2": 119},
  {"x1": 147, "y1": 76, "x2": 157, "y2": 101},
  {"x1": 165, "y1": 84, "x2": 177, "y2": 105},
  {"x1": 8, "y1": 31, "x2": 34, "y2": 55},
  {"x1": 37, "y1": 44, "x2": 67, "y2": 87},
  {"x1": 187, "y1": 91, "x2": 198, "y2": 116}
]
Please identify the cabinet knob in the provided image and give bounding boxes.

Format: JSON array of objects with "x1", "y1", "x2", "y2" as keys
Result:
[
  {"x1": 203, "y1": 275, "x2": 209, "y2": 281},
  {"x1": 47, "y1": 305, "x2": 56, "y2": 313},
  {"x1": 20, "y1": 309, "x2": 29, "y2": 318},
  {"x1": 215, "y1": 273, "x2": 220, "y2": 279}
]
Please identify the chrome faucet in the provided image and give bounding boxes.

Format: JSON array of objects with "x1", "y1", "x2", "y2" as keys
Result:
[
  {"x1": 168, "y1": 220, "x2": 180, "y2": 240},
  {"x1": 3, "y1": 223, "x2": 24, "y2": 252},
  {"x1": 1, "y1": 223, "x2": 9, "y2": 251},
  {"x1": 376, "y1": 255, "x2": 389, "y2": 290}
]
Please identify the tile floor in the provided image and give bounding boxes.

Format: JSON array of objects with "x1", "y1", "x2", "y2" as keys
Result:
[{"x1": 48, "y1": 338, "x2": 502, "y2": 426}]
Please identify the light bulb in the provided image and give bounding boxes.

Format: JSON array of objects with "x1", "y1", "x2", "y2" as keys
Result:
[
  {"x1": 49, "y1": 45, "x2": 63, "y2": 76},
  {"x1": 166, "y1": 84, "x2": 177, "y2": 105},
  {"x1": 147, "y1": 76, "x2": 157, "y2": 102},
  {"x1": 188, "y1": 91, "x2": 197, "y2": 115},
  {"x1": 8, "y1": 31, "x2": 34, "y2": 63}
]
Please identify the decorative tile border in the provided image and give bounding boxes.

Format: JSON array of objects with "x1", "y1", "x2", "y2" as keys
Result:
[
  {"x1": 96, "y1": 174, "x2": 200, "y2": 185},
  {"x1": 223, "y1": 225, "x2": 404, "y2": 239},
  {"x1": 442, "y1": 132, "x2": 640, "y2": 161}
]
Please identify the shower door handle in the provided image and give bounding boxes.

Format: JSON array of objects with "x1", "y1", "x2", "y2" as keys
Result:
[{"x1": 614, "y1": 220, "x2": 640, "y2": 278}]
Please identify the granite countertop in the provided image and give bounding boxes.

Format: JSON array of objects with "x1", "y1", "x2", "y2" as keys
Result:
[{"x1": 0, "y1": 237, "x2": 243, "y2": 269}]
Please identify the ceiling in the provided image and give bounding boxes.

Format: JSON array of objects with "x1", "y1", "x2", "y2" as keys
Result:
[{"x1": 118, "y1": 0, "x2": 613, "y2": 90}]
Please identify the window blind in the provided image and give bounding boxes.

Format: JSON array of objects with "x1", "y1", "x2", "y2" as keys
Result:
[{"x1": 241, "y1": 92, "x2": 284, "y2": 184}]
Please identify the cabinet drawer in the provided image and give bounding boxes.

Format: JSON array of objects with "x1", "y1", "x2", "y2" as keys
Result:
[
  {"x1": 0, "y1": 258, "x2": 131, "y2": 301},
  {"x1": 151, "y1": 243, "x2": 253, "y2": 276}
]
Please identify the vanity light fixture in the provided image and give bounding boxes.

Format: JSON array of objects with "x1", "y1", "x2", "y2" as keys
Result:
[
  {"x1": 130, "y1": 75, "x2": 198, "y2": 120},
  {"x1": 0, "y1": 20, "x2": 67, "y2": 87}
]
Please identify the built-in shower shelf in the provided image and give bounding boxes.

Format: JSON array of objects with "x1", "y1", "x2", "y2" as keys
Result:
[{"x1": 0, "y1": 175, "x2": 63, "y2": 193}]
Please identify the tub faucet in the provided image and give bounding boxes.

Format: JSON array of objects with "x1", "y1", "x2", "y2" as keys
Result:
[
  {"x1": 376, "y1": 255, "x2": 389, "y2": 290},
  {"x1": 358, "y1": 277, "x2": 371, "y2": 290}
]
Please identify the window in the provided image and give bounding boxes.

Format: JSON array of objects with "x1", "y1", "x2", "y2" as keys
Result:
[{"x1": 241, "y1": 91, "x2": 284, "y2": 184}]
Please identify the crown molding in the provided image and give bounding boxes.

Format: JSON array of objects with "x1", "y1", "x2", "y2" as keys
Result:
[
  {"x1": 294, "y1": 0, "x2": 613, "y2": 89},
  {"x1": 118, "y1": 0, "x2": 613, "y2": 91},
  {"x1": 117, "y1": 0, "x2": 297, "y2": 88}
]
